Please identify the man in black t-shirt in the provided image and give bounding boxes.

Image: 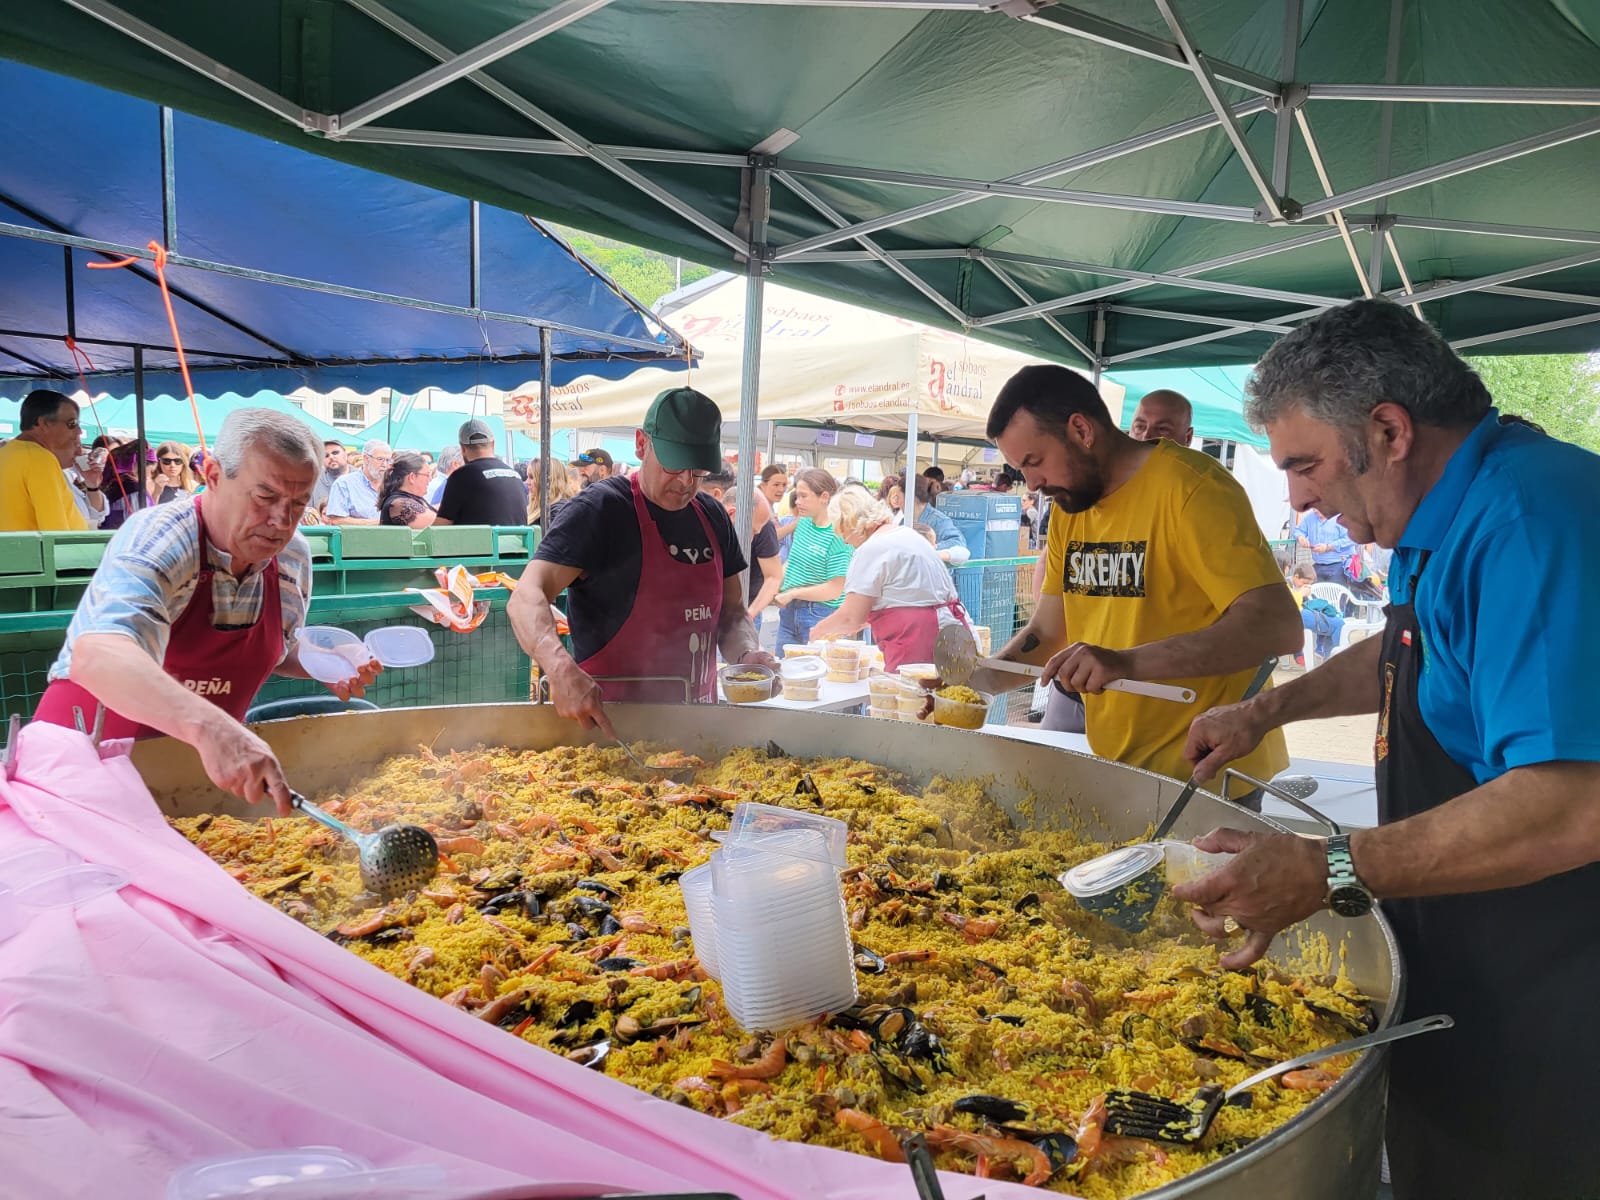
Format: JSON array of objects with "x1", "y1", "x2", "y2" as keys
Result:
[
  {"x1": 508, "y1": 389, "x2": 772, "y2": 729},
  {"x1": 697, "y1": 462, "x2": 782, "y2": 615},
  {"x1": 435, "y1": 419, "x2": 528, "y2": 526}
]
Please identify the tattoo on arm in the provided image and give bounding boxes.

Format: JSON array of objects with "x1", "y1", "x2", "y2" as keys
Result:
[{"x1": 1019, "y1": 632, "x2": 1041, "y2": 654}]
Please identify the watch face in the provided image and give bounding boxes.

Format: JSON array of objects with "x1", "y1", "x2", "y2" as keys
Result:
[{"x1": 1329, "y1": 886, "x2": 1373, "y2": 918}]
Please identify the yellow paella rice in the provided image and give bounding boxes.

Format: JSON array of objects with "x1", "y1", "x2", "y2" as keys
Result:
[{"x1": 172, "y1": 743, "x2": 1375, "y2": 1198}]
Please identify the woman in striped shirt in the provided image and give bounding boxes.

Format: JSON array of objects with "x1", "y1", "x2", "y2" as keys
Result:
[{"x1": 772, "y1": 467, "x2": 853, "y2": 656}]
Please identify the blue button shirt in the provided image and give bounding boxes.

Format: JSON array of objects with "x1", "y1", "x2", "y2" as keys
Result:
[
  {"x1": 917, "y1": 503, "x2": 969, "y2": 554},
  {"x1": 1390, "y1": 410, "x2": 1600, "y2": 784},
  {"x1": 1296, "y1": 509, "x2": 1356, "y2": 565}
]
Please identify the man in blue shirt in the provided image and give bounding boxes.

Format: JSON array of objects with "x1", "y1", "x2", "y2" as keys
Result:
[
  {"x1": 1293, "y1": 506, "x2": 1356, "y2": 584},
  {"x1": 1173, "y1": 299, "x2": 1600, "y2": 1200}
]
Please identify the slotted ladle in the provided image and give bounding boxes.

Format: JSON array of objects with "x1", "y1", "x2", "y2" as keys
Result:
[{"x1": 291, "y1": 792, "x2": 439, "y2": 899}]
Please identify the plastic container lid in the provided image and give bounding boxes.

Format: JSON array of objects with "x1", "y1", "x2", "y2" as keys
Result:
[
  {"x1": 1059, "y1": 843, "x2": 1165, "y2": 899},
  {"x1": 15, "y1": 863, "x2": 131, "y2": 909},
  {"x1": 363, "y1": 626, "x2": 434, "y2": 669},
  {"x1": 296, "y1": 626, "x2": 369, "y2": 685},
  {"x1": 780, "y1": 656, "x2": 828, "y2": 682},
  {"x1": 724, "y1": 802, "x2": 848, "y2": 867},
  {"x1": 0, "y1": 844, "x2": 81, "y2": 888},
  {"x1": 166, "y1": 1148, "x2": 445, "y2": 1199}
]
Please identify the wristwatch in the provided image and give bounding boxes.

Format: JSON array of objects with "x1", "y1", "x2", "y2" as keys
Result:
[{"x1": 1324, "y1": 835, "x2": 1374, "y2": 918}]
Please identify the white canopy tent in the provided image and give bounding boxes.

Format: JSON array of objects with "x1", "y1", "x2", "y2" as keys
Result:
[{"x1": 505, "y1": 273, "x2": 1123, "y2": 475}]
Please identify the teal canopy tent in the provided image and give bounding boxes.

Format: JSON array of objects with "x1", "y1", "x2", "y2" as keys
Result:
[
  {"x1": 0, "y1": 389, "x2": 344, "y2": 447},
  {"x1": 1109, "y1": 366, "x2": 1265, "y2": 447}
]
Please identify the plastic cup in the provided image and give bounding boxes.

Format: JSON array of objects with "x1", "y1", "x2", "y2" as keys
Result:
[{"x1": 723, "y1": 803, "x2": 848, "y2": 867}]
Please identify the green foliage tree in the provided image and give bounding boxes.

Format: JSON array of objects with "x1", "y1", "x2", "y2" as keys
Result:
[
  {"x1": 555, "y1": 226, "x2": 714, "y2": 309},
  {"x1": 1466, "y1": 353, "x2": 1600, "y2": 453}
]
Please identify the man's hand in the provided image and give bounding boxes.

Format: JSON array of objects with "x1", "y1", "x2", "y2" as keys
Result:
[
  {"x1": 1042, "y1": 642, "x2": 1131, "y2": 694},
  {"x1": 548, "y1": 661, "x2": 616, "y2": 738},
  {"x1": 193, "y1": 713, "x2": 293, "y2": 816},
  {"x1": 739, "y1": 650, "x2": 778, "y2": 670},
  {"x1": 772, "y1": 591, "x2": 792, "y2": 609},
  {"x1": 1185, "y1": 697, "x2": 1272, "y2": 781},
  {"x1": 1169, "y1": 828, "x2": 1327, "y2": 968},
  {"x1": 327, "y1": 657, "x2": 382, "y2": 703},
  {"x1": 1313, "y1": 543, "x2": 1331, "y2": 553}
]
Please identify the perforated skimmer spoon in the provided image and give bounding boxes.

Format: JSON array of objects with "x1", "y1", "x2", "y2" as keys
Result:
[
  {"x1": 932, "y1": 625, "x2": 1197, "y2": 703},
  {"x1": 291, "y1": 792, "x2": 439, "y2": 899}
]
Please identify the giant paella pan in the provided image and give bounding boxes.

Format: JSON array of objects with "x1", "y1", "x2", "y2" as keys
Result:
[{"x1": 135, "y1": 703, "x2": 1400, "y2": 1200}]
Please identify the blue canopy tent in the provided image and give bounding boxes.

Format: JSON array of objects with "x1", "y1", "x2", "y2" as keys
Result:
[
  {"x1": 0, "y1": 390, "x2": 344, "y2": 448},
  {"x1": 0, "y1": 61, "x2": 689, "y2": 433},
  {"x1": 1108, "y1": 366, "x2": 1265, "y2": 448}
]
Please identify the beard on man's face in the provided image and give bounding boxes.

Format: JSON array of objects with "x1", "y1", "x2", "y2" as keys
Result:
[{"x1": 1043, "y1": 449, "x2": 1106, "y2": 513}]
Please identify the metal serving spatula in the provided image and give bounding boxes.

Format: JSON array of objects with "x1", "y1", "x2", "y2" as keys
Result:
[{"x1": 932, "y1": 625, "x2": 1197, "y2": 703}]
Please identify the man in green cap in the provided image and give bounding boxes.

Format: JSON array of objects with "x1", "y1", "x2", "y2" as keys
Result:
[{"x1": 509, "y1": 387, "x2": 774, "y2": 728}]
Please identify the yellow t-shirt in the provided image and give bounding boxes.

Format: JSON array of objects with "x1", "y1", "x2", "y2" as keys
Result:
[
  {"x1": 0, "y1": 438, "x2": 88, "y2": 533},
  {"x1": 1043, "y1": 441, "x2": 1289, "y2": 791}
]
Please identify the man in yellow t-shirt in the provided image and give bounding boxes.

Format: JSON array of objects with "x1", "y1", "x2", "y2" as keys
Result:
[
  {"x1": 977, "y1": 366, "x2": 1301, "y2": 801},
  {"x1": 0, "y1": 390, "x2": 102, "y2": 533}
]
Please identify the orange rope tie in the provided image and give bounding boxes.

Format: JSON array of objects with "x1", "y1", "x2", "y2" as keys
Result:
[
  {"x1": 63, "y1": 335, "x2": 131, "y2": 511},
  {"x1": 88, "y1": 242, "x2": 208, "y2": 459}
]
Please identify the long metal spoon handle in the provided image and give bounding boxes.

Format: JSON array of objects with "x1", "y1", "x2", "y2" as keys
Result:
[
  {"x1": 291, "y1": 791, "x2": 361, "y2": 841},
  {"x1": 973, "y1": 657, "x2": 1196, "y2": 703},
  {"x1": 1225, "y1": 1014, "x2": 1454, "y2": 1098},
  {"x1": 1150, "y1": 655, "x2": 1279, "y2": 842}
]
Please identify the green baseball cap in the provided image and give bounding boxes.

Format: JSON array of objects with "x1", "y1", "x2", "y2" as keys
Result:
[{"x1": 643, "y1": 387, "x2": 723, "y2": 472}]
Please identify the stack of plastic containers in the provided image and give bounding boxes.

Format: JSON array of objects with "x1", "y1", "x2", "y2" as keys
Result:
[{"x1": 679, "y1": 802, "x2": 856, "y2": 1031}]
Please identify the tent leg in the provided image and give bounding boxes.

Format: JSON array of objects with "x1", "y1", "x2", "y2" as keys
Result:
[
  {"x1": 539, "y1": 326, "x2": 552, "y2": 533},
  {"x1": 734, "y1": 167, "x2": 769, "y2": 576},
  {"x1": 133, "y1": 345, "x2": 148, "y2": 510},
  {"x1": 1091, "y1": 304, "x2": 1107, "y2": 388},
  {"x1": 904, "y1": 410, "x2": 918, "y2": 495}
]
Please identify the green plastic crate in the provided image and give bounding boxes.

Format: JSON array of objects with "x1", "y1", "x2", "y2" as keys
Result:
[
  {"x1": 300, "y1": 528, "x2": 338, "y2": 562},
  {"x1": 47, "y1": 533, "x2": 108, "y2": 577},
  {"x1": 413, "y1": 526, "x2": 494, "y2": 558},
  {"x1": 495, "y1": 528, "x2": 538, "y2": 560},
  {"x1": 335, "y1": 527, "x2": 416, "y2": 559},
  {"x1": 0, "y1": 534, "x2": 45, "y2": 577}
]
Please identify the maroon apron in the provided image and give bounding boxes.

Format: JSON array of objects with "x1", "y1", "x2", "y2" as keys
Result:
[
  {"x1": 34, "y1": 500, "x2": 285, "y2": 739},
  {"x1": 865, "y1": 599, "x2": 970, "y2": 674},
  {"x1": 578, "y1": 475, "x2": 723, "y2": 704}
]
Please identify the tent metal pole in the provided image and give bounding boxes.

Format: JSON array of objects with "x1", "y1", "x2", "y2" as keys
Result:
[
  {"x1": 334, "y1": 0, "x2": 615, "y2": 135},
  {"x1": 0, "y1": 219, "x2": 679, "y2": 356},
  {"x1": 1382, "y1": 215, "x2": 1600, "y2": 245},
  {"x1": 0, "y1": 344, "x2": 69, "y2": 377},
  {"x1": 133, "y1": 346, "x2": 147, "y2": 510},
  {"x1": 771, "y1": 97, "x2": 1272, "y2": 259},
  {"x1": 1384, "y1": 229, "x2": 1423, "y2": 317},
  {"x1": 1271, "y1": 0, "x2": 1301, "y2": 197},
  {"x1": 734, "y1": 168, "x2": 770, "y2": 574},
  {"x1": 0, "y1": 329, "x2": 285, "y2": 364},
  {"x1": 904, "y1": 410, "x2": 919, "y2": 499},
  {"x1": 63, "y1": 249, "x2": 77, "y2": 342},
  {"x1": 1299, "y1": 115, "x2": 1600, "y2": 219},
  {"x1": 1107, "y1": 305, "x2": 1297, "y2": 335},
  {"x1": 469, "y1": 202, "x2": 482, "y2": 311},
  {"x1": 1307, "y1": 84, "x2": 1600, "y2": 105},
  {"x1": 62, "y1": 0, "x2": 315, "y2": 129},
  {"x1": 1481, "y1": 284, "x2": 1600, "y2": 308},
  {"x1": 1393, "y1": 247, "x2": 1600, "y2": 305},
  {"x1": 975, "y1": 248, "x2": 1344, "y2": 320},
  {"x1": 160, "y1": 107, "x2": 178, "y2": 251},
  {"x1": 967, "y1": 227, "x2": 1344, "y2": 327},
  {"x1": 979, "y1": 260, "x2": 1098, "y2": 365},
  {"x1": 343, "y1": 0, "x2": 749, "y2": 256},
  {"x1": 1294, "y1": 110, "x2": 1373, "y2": 296},
  {"x1": 539, "y1": 327, "x2": 553, "y2": 536},
  {"x1": 773, "y1": 171, "x2": 970, "y2": 326},
  {"x1": 1451, "y1": 310, "x2": 1600, "y2": 351},
  {"x1": 1153, "y1": 0, "x2": 1286, "y2": 221},
  {"x1": 769, "y1": 157, "x2": 1258, "y2": 223},
  {"x1": 1090, "y1": 306, "x2": 1106, "y2": 387},
  {"x1": 1366, "y1": 0, "x2": 1404, "y2": 293},
  {"x1": 337, "y1": 127, "x2": 746, "y2": 168},
  {"x1": 1019, "y1": 5, "x2": 1278, "y2": 95}
]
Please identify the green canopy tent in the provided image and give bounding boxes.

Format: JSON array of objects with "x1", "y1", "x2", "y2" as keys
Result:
[
  {"x1": 355, "y1": 409, "x2": 538, "y2": 463},
  {"x1": 6, "y1": 0, "x2": 1596, "y2": 546}
]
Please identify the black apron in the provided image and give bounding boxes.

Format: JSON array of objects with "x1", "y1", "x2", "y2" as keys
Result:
[{"x1": 1377, "y1": 554, "x2": 1600, "y2": 1200}]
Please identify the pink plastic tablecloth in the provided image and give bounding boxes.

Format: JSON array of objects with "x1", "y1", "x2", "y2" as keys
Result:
[{"x1": 0, "y1": 722, "x2": 1053, "y2": 1200}]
